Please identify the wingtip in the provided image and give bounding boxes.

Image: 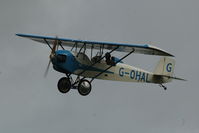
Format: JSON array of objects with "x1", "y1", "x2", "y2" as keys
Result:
[
  {"x1": 149, "y1": 45, "x2": 175, "y2": 57},
  {"x1": 16, "y1": 33, "x2": 22, "y2": 37},
  {"x1": 16, "y1": 33, "x2": 31, "y2": 37},
  {"x1": 169, "y1": 54, "x2": 175, "y2": 57},
  {"x1": 162, "y1": 50, "x2": 175, "y2": 57},
  {"x1": 161, "y1": 52, "x2": 174, "y2": 57}
]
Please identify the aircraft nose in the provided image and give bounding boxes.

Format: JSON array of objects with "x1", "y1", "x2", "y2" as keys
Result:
[{"x1": 51, "y1": 55, "x2": 56, "y2": 64}]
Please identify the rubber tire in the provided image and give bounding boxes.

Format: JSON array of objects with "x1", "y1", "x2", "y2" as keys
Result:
[
  {"x1": 78, "y1": 79, "x2": 92, "y2": 96},
  {"x1": 57, "y1": 77, "x2": 71, "y2": 93}
]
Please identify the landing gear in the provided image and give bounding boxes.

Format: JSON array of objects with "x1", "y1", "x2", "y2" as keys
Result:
[
  {"x1": 57, "y1": 77, "x2": 71, "y2": 93},
  {"x1": 78, "y1": 79, "x2": 92, "y2": 96},
  {"x1": 57, "y1": 76, "x2": 92, "y2": 96}
]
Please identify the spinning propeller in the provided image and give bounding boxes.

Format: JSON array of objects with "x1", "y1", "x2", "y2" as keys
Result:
[{"x1": 44, "y1": 37, "x2": 59, "y2": 77}]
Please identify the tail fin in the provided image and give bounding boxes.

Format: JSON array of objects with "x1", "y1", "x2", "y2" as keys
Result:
[
  {"x1": 153, "y1": 57, "x2": 186, "y2": 83},
  {"x1": 153, "y1": 57, "x2": 175, "y2": 83},
  {"x1": 154, "y1": 57, "x2": 175, "y2": 76}
]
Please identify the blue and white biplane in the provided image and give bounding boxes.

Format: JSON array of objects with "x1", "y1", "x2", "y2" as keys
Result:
[{"x1": 16, "y1": 34, "x2": 186, "y2": 96}]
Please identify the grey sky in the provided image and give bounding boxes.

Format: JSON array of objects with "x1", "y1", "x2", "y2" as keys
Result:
[{"x1": 0, "y1": 0, "x2": 198, "y2": 132}]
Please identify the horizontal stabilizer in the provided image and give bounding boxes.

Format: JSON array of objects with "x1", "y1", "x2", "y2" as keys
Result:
[{"x1": 154, "y1": 74, "x2": 187, "y2": 81}]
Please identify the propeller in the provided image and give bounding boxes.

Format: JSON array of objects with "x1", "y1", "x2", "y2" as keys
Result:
[
  {"x1": 44, "y1": 59, "x2": 51, "y2": 78},
  {"x1": 44, "y1": 37, "x2": 59, "y2": 77}
]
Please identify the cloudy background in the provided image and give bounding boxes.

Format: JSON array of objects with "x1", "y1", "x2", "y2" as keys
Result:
[{"x1": 0, "y1": 0, "x2": 198, "y2": 132}]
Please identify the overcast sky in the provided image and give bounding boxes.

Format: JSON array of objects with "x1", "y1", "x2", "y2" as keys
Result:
[{"x1": 0, "y1": 0, "x2": 198, "y2": 132}]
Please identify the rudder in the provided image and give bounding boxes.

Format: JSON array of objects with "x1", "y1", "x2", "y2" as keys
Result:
[{"x1": 154, "y1": 57, "x2": 175, "y2": 77}]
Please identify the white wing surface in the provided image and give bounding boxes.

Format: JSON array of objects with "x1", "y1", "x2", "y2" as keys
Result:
[{"x1": 16, "y1": 33, "x2": 174, "y2": 56}]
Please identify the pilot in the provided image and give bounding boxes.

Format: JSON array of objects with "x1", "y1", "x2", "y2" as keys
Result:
[{"x1": 105, "y1": 52, "x2": 116, "y2": 66}]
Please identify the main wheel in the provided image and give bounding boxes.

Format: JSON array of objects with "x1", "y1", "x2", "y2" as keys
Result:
[
  {"x1": 78, "y1": 79, "x2": 92, "y2": 96},
  {"x1": 57, "y1": 77, "x2": 71, "y2": 93}
]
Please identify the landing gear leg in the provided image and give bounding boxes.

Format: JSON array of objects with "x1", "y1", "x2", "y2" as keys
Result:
[{"x1": 70, "y1": 76, "x2": 92, "y2": 96}]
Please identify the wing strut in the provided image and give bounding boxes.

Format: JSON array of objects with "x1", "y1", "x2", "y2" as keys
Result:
[
  {"x1": 44, "y1": 38, "x2": 65, "y2": 50},
  {"x1": 77, "y1": 43, "x2": 86, "y2": 57},
  {"x1": 78, "y1": 46, "x2": 119, "y2": 76},
  {"x1": 58, "y1": 40, "x2": 65, "y2": 50},
  {"x1": 44, "y1": 39, "x2": 53, "y2": 50},
  {"x1": 90, "y1": 48, "x2": 135, "y2": 82}
]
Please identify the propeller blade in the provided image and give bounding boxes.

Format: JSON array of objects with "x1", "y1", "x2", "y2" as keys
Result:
[
  {"x1": 44, "y1": 59, "x2": 51, "y2": 78},
  {"x1": 44, "y1": 36, "x2": 58, "y2": 78}
]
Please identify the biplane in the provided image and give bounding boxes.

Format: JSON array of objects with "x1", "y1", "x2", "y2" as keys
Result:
[{"x1": 16, "y1": 34, "x2": 186, "y2": 96}]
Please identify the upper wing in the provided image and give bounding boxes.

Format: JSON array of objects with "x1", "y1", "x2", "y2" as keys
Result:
[{"x1": 16, "y1": 33, "x2": 174, "y2": 56}]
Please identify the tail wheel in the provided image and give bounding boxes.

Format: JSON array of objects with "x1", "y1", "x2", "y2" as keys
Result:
[
  {"x1": 57, "y1": 77, "x2": 71, "y2": 93},
  {"x1": 78, "y1": 79, "x2": 92, "y2": 96}
]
